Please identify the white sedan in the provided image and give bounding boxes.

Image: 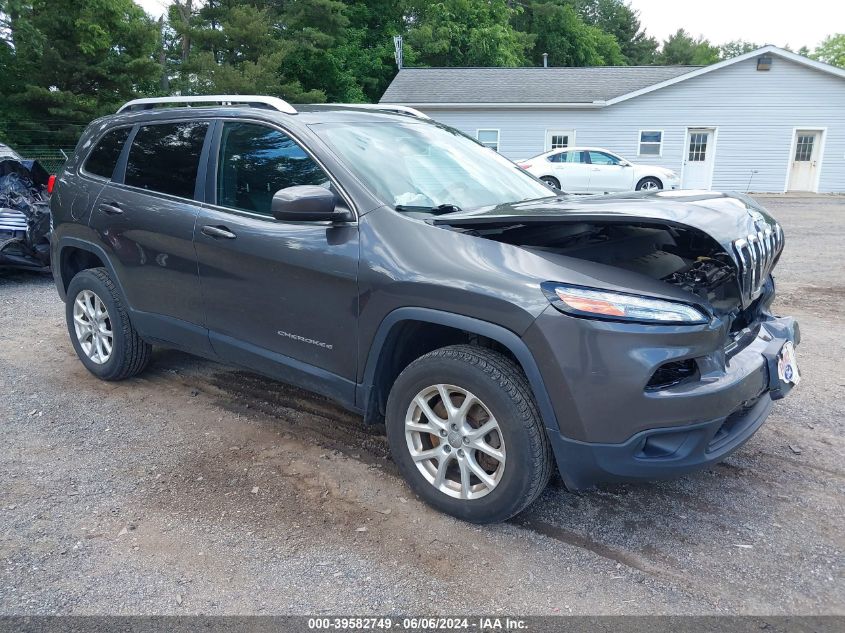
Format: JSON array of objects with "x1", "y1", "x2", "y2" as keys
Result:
[{"x1": 517, "y1": 147, "x2": 679, "y2": 194}]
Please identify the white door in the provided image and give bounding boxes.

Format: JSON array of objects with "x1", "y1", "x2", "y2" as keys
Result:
[
  {"x1": 682, "y1": 128, "x2": 716, "y2": 189},
  {"x1": 788, "y1": 130, "x2": 821, "y2": 191},
  {"x1": 586, "y1": 150, "x2": 633, "y2": 193},
  {"x1": 545, "y1": 129, "x2": 575, "y2": 152},
  {"x1": 548, "y1": 149, "x2": 591, "y2": 193}
]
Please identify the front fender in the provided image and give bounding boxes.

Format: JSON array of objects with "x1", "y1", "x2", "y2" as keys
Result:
[{"x1": 357, "y1": 307, "x2": 559, "y2": 435}]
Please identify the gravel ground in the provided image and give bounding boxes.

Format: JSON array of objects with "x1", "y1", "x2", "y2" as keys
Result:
[{"x1": 0, "y1": 195, "x2": 842, "y2": 615}]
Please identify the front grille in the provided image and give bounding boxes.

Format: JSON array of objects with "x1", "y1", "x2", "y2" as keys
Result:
[
  {"x1": 732, "y1": 223, "x2": 783, "y2": 306},
  {"x1": 0, "y1": 208, "x2": 28, "y2": 232}
]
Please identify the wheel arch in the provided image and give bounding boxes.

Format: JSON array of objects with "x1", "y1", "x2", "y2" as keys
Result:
[
  {"x1": 55, "y1": 238, "x2": 126, "y2": 304},
  {"x1": 358, "y1": 307, "x2": 559, "y2": 434}
]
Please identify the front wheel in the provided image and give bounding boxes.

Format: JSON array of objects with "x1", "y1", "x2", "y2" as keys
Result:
[
  {"x1": 386, "y1": 345, "x2": 553, "y2": 523},
  {"x1": 636, "y1": 176, "x2": 663, "y2": 191}
]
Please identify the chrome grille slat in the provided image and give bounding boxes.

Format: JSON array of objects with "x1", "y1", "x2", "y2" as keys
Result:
[
  {"x1": 732, "y1": 221, "x2": 783, "y2": 306},
  {"x1": 0, "y1": 209, "x2": 28, "y2": 232}
]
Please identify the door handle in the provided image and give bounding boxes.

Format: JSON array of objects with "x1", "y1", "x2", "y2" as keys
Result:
[
  {"x1": 201, "y1": 225, "x2": 237, "y2": 239},
  {"x1": 98, "y1": 202, "x2": 123, "y2": 215}
]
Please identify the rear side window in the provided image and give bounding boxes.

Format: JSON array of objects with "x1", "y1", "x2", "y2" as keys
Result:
[
  {"x1": 84, "y1": 127, "x2": 131, "y2": 179},
  {"x1": 125, "y1": 121, "x2": 209, "y2": 199},
  {"x1": 216, "y1": 122, "x2": 329, "y2": 216}
]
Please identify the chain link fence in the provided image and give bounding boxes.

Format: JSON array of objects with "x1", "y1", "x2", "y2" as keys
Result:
[{"x1": 12, "y1": 148, "x2": 74, "y2": 174}]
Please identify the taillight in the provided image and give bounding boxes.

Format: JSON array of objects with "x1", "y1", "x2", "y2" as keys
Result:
[
  {"x1": 47, "y1": 175, "x2": 56, "y2": 194},
  {"x1": 518, "y1": 162, "x2": 531, "y2": 169}
]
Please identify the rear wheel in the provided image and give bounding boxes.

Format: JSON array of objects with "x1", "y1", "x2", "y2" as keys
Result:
[
  {"x1": 65, "y1": 268, "x2": 152, "y2": 381},
  {"x1": 636, "y1": 176, "x2": 662, "y2": 191},
  {"x1": 540, "y1": 175, "x2": 561, "y2": 189},
  {"x1": 386, "y1": 345, "x2": 552, "y2": 523}
]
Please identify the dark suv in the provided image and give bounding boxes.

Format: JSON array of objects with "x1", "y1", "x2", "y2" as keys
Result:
[{"x1": 50, "y1": 96, "x2": 800, "y2": 523}]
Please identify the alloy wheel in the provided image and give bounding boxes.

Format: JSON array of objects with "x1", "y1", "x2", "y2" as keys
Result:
[
  {"x1": 404, "y1": 384, "x2": 506, "y2": 499},
  {"x1": 72, "y1": 289, "x2": 113, "y2": 365}
]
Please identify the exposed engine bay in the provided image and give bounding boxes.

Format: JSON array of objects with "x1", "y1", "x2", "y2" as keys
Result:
[{"x1": 462, "y1": 221, "x2": 742, "y2": 314}]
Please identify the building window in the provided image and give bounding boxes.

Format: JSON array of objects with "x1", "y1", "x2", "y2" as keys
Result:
[
  {"x1": 638, "y1": 130, "x2": 663, "y2": 156},
  {"x1": 550, "y1": 134, "x2": 568, "y2": 149},
  {"x1": 794, "y1": 135, "x2": 815, "y2": 161},
  {"x1": 477, "y1": 129, "x2": 499, "y2": 152},
  {"x1": 545, "y1": 129, "x2": 574, "y2": 151}
]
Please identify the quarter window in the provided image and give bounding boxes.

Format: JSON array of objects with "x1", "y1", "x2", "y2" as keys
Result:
[
  {"x1": 476, "y1": 129, "x2": 499, "y2": 152},
  {"x1": 84, "y1": 127, "x2": 131, "y2": 179},
  {"x1": 638, "y1": 130, "x2": 663, "y2": 156},
  {"x1": 124, "y1": 122, "x2": 209, "y2": 199},
  {"x1": 216, "y1": 122, "x2": 330, "y2": 216}
]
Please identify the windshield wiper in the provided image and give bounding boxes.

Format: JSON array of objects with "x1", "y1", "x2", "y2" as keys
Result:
[{"x1": 394, "y1": 203, "x2": 463, "y2": 215}]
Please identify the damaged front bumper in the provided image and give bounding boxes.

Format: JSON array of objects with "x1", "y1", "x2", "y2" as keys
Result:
[
  {"x1": 0, "y1": 159, "x2": 52, "y2": 271},
  {"x1": 525, "y1": 304, "x2": 800, "y2": 490}
]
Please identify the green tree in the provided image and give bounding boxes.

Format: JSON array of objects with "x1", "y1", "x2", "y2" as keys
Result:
[
  {"x1": 514, "y1": 0, "x2": 624, "y2": 67},
  {"x1": 659, "y1": 29, "x2": 720, "y2": 65},
  {"x1": 404, "y1": 0, "x2": 532, "y2": 67},
  {"x1": 719, "y1": 39, "x2": 760, "y2": 59},
  {"x1": 573, "y1": 0, "x2": 657, "y2": 65},
  {"x1": 0, "y1": 0, "x2": 159, "y2": 148},
  {"x1": 813, "y1": 33, "x2": 845, "y2": 68}
]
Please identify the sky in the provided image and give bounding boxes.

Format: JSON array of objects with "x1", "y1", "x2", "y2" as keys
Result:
[
  {"x1": 135, "y1": 0, "x2": 842, "y2": 52},
  {"x1": 627, "y1": 0, "x2": 842, "y2": 50}
]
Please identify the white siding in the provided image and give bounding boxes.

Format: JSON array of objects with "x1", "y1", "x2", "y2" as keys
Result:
[{"x1": 418, "y1": 57, "x2": 845, "y2": 193}]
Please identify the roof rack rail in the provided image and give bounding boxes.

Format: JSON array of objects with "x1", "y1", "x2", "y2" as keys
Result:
[
  {"x1": 117, "y1": 95, "x2": 297, "y2": 115},
  {"x1": 328, "y1": 103, "x2": 430, "y2": 119}
]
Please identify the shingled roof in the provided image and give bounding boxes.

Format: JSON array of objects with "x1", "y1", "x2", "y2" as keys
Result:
[{"x1": 379, "y1": 65, "x2": 701, "y2": 105}]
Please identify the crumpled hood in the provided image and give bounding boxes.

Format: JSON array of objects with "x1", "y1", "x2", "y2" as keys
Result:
[
  {"x1": 432, "y1": 190, "x2": 783, "y2": 309},
  {"x1": 431, "y1": 190, "x2": 780, "y2": 256}
]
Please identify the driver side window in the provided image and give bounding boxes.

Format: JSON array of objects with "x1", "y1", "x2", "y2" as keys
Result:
[
  {"x1": 588, "y1": 151, "x2": 620, "y2": 166},
  {"x1": 216, "y1": 122, "x2": 330, "y2": 216}
]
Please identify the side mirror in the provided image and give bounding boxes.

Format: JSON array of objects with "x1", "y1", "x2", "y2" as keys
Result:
[{"x1": 271, "y1": 185, "x2": 347, "y2": 222}]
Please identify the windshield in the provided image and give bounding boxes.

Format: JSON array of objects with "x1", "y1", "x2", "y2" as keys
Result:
[{"x1": 311, "y1": 120, "x2": 554, "y2": 212}]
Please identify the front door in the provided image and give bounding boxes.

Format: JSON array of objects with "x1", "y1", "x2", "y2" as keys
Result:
[
  {"x1": 586, "y1": 150, "x2": 633, "y2": 193},
  {"x1": 194, "y1": 120, "x2": 359, "y2": 401},
  {"x1": 545, "y1": 129, "x2": 575, "y2": 152},
  {"x1": 682, "y1": 128, "x2": 716, "y2": 189},
  {"x1": 788, "y1": 130, "x2": 822, "y2": 192}
]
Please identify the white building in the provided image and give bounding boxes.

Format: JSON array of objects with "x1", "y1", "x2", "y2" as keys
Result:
[{"x1": 379, "y1": 46, "x2": 845, "y2": 193}]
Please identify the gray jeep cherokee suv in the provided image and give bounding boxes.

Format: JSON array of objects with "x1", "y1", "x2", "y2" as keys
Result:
[{"x1": 50, "y1": 96, "x2": 800, "y2": 523}]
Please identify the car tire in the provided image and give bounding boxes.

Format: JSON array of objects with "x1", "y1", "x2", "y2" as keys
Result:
[
  {"x1": 65, "y1": 267, "x2": 152, "y2": 381},
  {"x1": 386, "y1": 344, "x2": 553, "y2": 523},
  {"x1": 540, "y1": 175, "x2": 561, "y2": 189},
  {"x1": 636, "y1": 176, "x2": 663, "y2": 191}
]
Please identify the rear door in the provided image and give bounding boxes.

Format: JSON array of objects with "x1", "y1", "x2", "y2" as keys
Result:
[
  {"x1": 586, "y1": 151, "x2": 632, "y2": 193},
  {"x1": 194, "y1": 119, "x2": 359, "y2": 401},
  {"x1": 89, "y1": 120, "x2": 212, "y2": 352},
  {"x1": 550, "y1": 150, "x2": 591, "y2": 193}
]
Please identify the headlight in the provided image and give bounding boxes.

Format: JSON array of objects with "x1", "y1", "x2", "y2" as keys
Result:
[{"x1": 542, "y1": 283, "x2": 708, "y2": 325}]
